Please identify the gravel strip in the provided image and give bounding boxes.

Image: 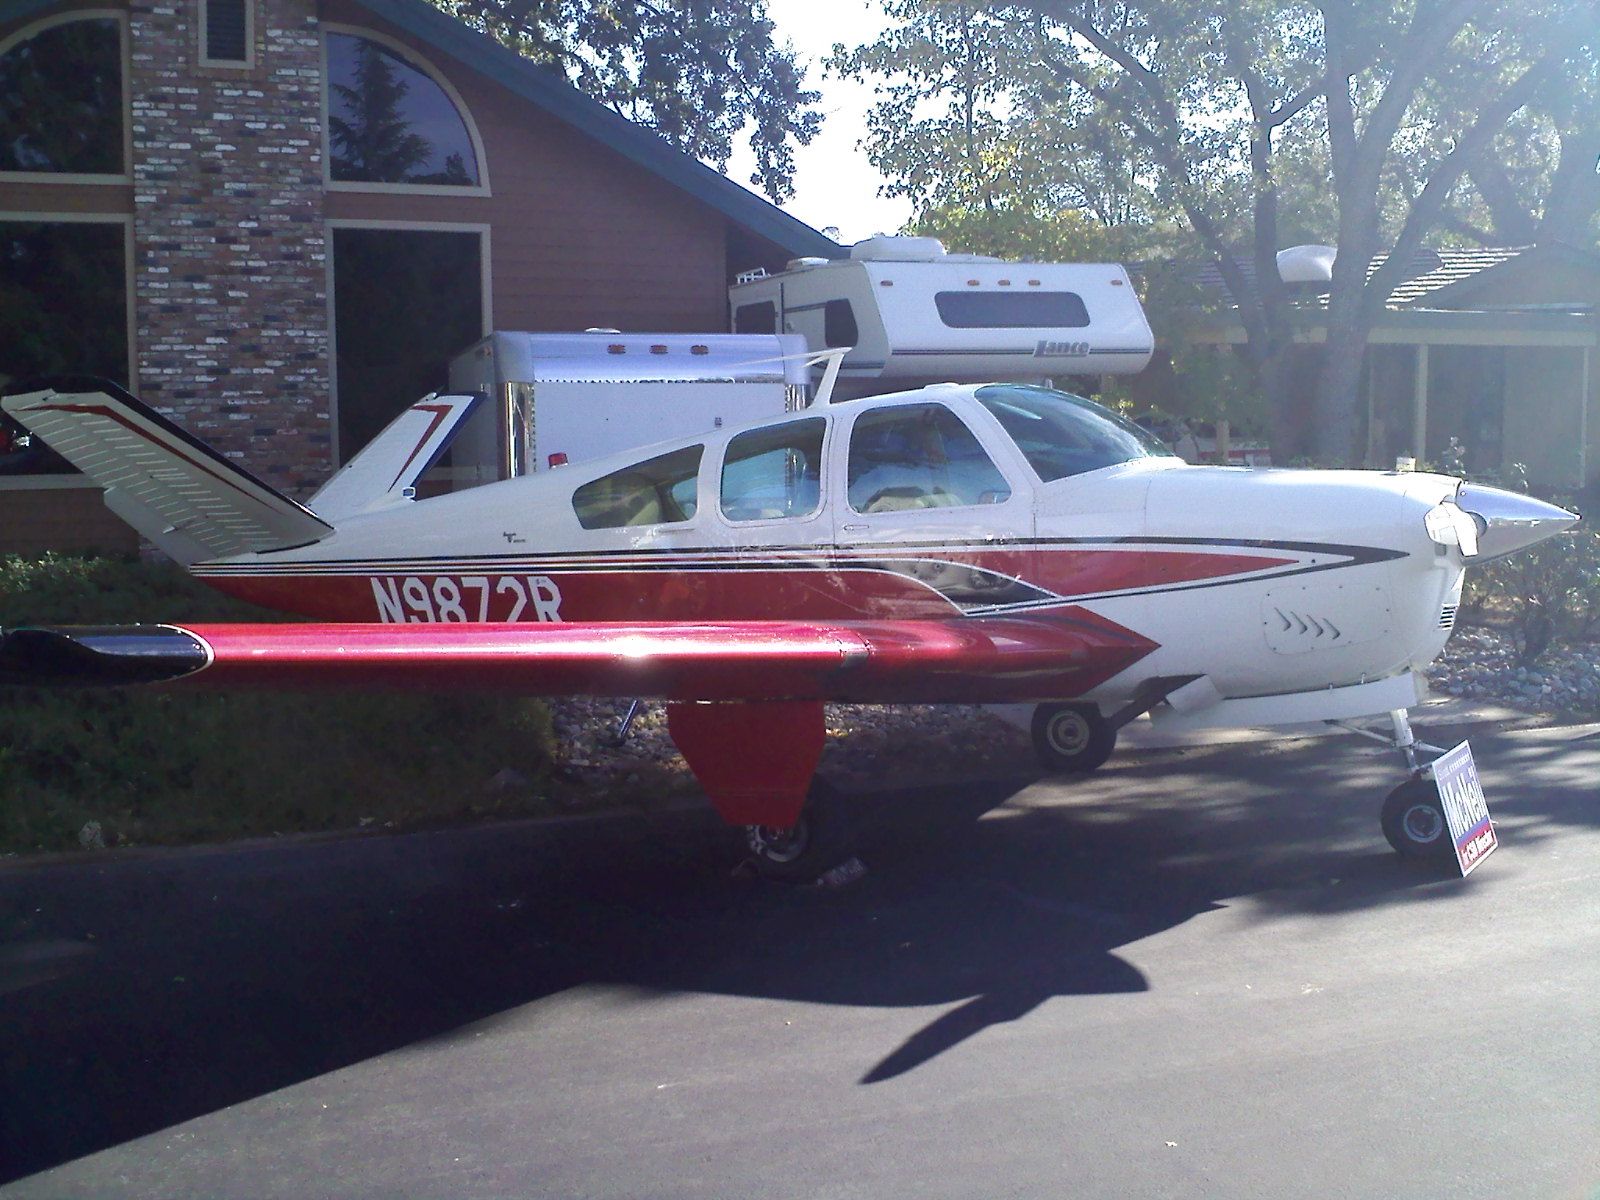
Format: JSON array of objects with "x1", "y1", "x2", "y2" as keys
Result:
[
  {"x1": 1427, "y1": 626, "x2": 1600, "y2": 715},
  {"x1": 545, "y1": 625, "x2": 1598, "y2": 800}
]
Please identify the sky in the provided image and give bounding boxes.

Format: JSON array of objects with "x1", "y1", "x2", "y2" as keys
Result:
[{"x1": 726, "y1": 0, "x2": 915, "y2": 247}]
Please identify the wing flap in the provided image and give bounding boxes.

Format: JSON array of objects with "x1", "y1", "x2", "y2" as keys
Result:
[{"x1": 0, "y1": 613, "x2": 1156, "y2": 702}]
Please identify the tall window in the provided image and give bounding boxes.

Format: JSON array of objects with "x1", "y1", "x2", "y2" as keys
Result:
[
  {"x1": 326, "y1": 32, "x2": 481, "y2": 187},
  {"x1": 0, "y1": 220, "x2": 129, "y2": 474},
  {"x1": 0, "y1": 16, "x2": 124, "y2": 176}
]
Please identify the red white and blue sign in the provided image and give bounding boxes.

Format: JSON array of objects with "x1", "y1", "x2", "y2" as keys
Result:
[{"x1": 1431, "y1": 740, "x2": 1497, "y2": 877}]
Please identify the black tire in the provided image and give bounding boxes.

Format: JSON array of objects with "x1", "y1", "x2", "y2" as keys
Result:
[
  {"x1": 745, "y1": 779, "x2": 850, "y2": 882},
  {"x1": 1381, "y1": 777, "x2": 1455, "y2": 861},
  {"x1": 1031, "y1": 702, "x2": 1117, "y2": 773}
]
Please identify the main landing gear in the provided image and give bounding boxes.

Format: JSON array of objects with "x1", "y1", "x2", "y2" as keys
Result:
[
  {"x1": 1334, "y1": 708, "x2": 1456, "y2": 863},
  {"x1": 743, "y1": 779, "x2": 848, "y2": 882},
  {"x1": 1029, "y1": 677, "x2": 1199, "y2": 775},
  {"x1": 1031, "y1": 703, "x2": 1118, "y2": 773}
]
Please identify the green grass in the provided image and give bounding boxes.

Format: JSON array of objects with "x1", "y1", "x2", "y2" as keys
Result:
[{"x1": 0, "y1": 554, "x2": 559, "y2": 853}]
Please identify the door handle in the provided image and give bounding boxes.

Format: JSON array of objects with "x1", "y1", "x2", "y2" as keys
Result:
[{"x1": 842, "y1": 523, "x2": 868, "y2": 532}]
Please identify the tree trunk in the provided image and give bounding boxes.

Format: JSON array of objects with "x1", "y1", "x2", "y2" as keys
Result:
[{"x1": 1312, "y1": 319, "x2": 1370, "y2": 465}]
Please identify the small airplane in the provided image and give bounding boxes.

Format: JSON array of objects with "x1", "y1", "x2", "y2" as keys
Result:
[{"x1": 0, "y1": 376, "x2": 1578, "y2": 877}]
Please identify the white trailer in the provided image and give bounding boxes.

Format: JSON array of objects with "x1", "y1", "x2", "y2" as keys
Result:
[
  {"x1": 729, "y1": 236, "x2": 1154, "y2": 398},
  {"x1": 444, "y1": 331, "x2": 809, "y2": 489}
]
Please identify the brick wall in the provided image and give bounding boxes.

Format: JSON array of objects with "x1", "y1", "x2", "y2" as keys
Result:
[{"x1": 127, "y1": 0, "x2": 330, "y2": 495}]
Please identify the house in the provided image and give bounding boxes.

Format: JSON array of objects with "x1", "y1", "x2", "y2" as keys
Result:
[
  {"x1": 1153, "y1": 244, "x2": 1600, "y2": 491},
  {"x1": 0, "y1": 0, "x2": 839, "y2": 553}
]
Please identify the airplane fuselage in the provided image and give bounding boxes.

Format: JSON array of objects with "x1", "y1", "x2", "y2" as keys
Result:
[{"x1": 188, "y1": 385, "x2": 1466, "y2": 709}]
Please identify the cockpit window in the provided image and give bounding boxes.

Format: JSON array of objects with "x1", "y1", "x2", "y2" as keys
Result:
[
  {"x1": 572, "y1": 445, "x2": 702, "y2": 529},
  {"x1": 975, "y1": 384, "x2": 1174, "y2": 482},
  {"x1": 847, "y1": 403, "x2": 1011, "y2": 512}
]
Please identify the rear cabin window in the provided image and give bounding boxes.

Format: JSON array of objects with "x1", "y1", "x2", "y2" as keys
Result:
[
  {"x1": 733, "y1": 301, "x2": 777, "y2": 335},
  {"x1": 572, "y1": 445, "x2": 702, "y2": 529},
  {"x1": 934, "y1": 291, "x2": 1090, "y2": 329},
  {"x1": 720, "y1": 418, "x2": 825, "y2": 522},
  {"x1": 847, "y1": 404, "x2": 1011, "y2": 512}
]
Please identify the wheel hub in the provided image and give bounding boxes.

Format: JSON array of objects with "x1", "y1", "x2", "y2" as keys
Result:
[
  {"x1": 1401, "y1": 803, "x2": 1444, "y2": 845},
  {"x1": 1046, "y1": 713, "x2": 1091, "y2": 755},
  {"x1": 746, "y1": 817, "x2": 809, "y2": 864}
]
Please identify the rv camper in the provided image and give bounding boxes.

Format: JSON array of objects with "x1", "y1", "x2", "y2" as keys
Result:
[
  {"x1": 444, "y1": 331, "x2": 809, "y2": 490},
  {"x1": 729, "y1": 236, "x2": 1155, "y2": 398}
]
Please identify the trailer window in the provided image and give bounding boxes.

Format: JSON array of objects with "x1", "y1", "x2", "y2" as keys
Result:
[
  {"x1": 720, "y1": 419, "x2": 825, "y2": 522},
  {"x1": 847, "y1": 404, "x2": 1010, "y2": 512},
  {"x1": 734, "y1": 301, "x2": 777, "y2": 335},
  {"x1": 934, "y1": 291, "x2": 1089, "y2": 329},
  {"x1": 824, "y1": 300, "x2": 858, "y2": 348},
  {"x1": 572, "y1": 445, "x2": 703, "y2": 529},
  {"x1": 975, "y1": 384, "x2": 1173, "y2": 482}
]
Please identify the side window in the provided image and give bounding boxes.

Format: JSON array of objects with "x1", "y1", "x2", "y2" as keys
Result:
[
  {"x1": 720, "y1": 419, "x2": 825, "y2": 522},
  {"x1": 733, "y1": 301, "x2": 776, "y2": 335},
  {"x1": 824, "y1": 299, "x2": 858, "y2": 347},
  {"x1": 572, "y1": 446, "x2": 702, "y2": 530},
  {"x1": 847, "y1": 405, "x2": 1011, "y2": 513}
]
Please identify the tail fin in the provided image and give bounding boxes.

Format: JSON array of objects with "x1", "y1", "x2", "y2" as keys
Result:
[
  {"x1": 0, "y1": 377, "x2": 333, "y2": 564},
  {"x1": 308, "y1": 391, "x2": 482, "y2": 521}
]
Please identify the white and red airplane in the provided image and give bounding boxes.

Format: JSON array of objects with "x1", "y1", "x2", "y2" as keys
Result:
[{"x1": 0, "y1": 377, "x2": 1577, "y2": 876}]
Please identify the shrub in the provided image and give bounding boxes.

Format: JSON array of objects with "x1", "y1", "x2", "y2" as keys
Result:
[{"x1": 1, "y1": 554, "x2": 557, "y2": 852}]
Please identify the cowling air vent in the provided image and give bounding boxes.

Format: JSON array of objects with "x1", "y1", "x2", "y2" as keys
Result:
[
  {"x1": 1440, "y1": 603, "x2": 1459, "y2": 630},
  {"x1": 1262, "y1": 584, "x2": 1390, "y2": 655}
]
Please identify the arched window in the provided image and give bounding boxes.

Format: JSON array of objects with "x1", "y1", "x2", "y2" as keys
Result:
[
  {"x1": 325, "y1": 31, "x2": 485, "y2": 190},
  {"x1": 0, "y1": 14, "x2": 125, "y2": 177}
]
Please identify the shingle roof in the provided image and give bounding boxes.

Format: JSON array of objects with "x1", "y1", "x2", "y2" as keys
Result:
[{"x1": 1181, "y1": 246, "x2": 1531, "y2": 310}]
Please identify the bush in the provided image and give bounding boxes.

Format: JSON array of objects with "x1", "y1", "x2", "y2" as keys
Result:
[
  {"x1": 1462, "y1": 526, "x2": 1600, "y2": 666},
  {"x1": 1, "y1": 554, "x2": 557, "y2": 853}
]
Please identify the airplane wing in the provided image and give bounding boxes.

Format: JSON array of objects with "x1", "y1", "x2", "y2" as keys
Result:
[
  {"x1": 0, "y1": 614, "x2": 1157, "y2": 832},
  {"x1": 0, "y1": 612, "x2": 1155, "y2": 704}
]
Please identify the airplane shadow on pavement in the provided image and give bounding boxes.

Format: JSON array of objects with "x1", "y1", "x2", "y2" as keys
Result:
[{"x1": 2, "y1": 723, "x2": 1586, "y2": 1181}]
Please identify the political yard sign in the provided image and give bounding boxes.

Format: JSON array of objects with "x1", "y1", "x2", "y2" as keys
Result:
[{"x1": 1431, "y1": 741, "x2": 1497, "y2": 877}]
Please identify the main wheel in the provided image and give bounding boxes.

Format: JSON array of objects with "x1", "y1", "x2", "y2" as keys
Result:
[
  {"x1": 1031, "y1": 702, "x2": 1117, "y2": 773},
  {"x1": 1381, "y1": 777, "x2": 1454, "y2": 861},
  {"x1": 745, "y1": 780, "x2": 849, "y2": 882}
]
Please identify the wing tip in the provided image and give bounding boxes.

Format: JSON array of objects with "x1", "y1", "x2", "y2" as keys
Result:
[{"x1": 0, "y1": 625, "x2": 211, "y2": 687}]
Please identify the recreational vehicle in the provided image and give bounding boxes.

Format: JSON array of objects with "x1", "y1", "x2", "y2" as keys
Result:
[{"x1": 729, "y1": 236, "x2": 1155, "y2": 398}]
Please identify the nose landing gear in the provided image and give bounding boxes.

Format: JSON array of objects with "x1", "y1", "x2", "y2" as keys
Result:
[{"x1": 1334, "y1": 708, "x2": 1458, "y2": 862}]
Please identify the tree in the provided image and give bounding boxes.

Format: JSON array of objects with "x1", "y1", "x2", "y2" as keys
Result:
[
  {"x1": 1010, "y1": 0, "x2": 1600, "y2": 463},
  {"x1": 829, "y1": 2, "x2": 1166, "y2": 248},
  {"x1": 431, "y1": 0, "x2": 821, "y2": 201},
  {"x1": 842, "y1": 0, "x2": 1600, "y2": 463}
]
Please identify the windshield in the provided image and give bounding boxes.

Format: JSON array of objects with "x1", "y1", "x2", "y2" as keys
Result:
[{"x1": 975, "y1": 384, "x2": 1175, "y2": 482}]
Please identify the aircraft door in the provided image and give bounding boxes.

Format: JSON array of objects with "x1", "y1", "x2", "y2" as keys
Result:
[{"x1": 831, "y1": 402, "x2": 1039, "y2": 617}]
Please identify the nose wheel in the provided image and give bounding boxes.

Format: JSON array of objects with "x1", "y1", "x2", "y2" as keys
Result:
[
  {"x1": 1380, "y1": 776, "x2": 1454, "y2": 861},
  {"x1": 1334, "y1": 708, "x2": 1462, "y2": 862}
]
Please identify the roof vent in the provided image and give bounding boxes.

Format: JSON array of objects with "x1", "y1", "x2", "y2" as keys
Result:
[
  {"x1": 1277, "y1": 244, "x2": 1337, "y2": 284},
  {"x1": 850, "y1": 235, "x2": 946, "y2": 262}
]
